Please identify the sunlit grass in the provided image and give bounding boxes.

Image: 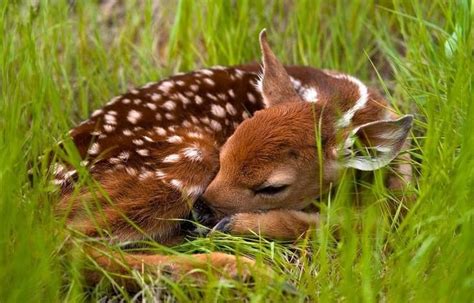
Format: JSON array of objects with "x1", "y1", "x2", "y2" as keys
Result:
[{"x1": 0, "y1": 0, "x2": 472, "y2": 302}]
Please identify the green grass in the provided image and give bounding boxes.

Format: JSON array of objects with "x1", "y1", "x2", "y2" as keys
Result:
[{"x1": 1, "y1": 0, "x2": 473, "y2": 302}]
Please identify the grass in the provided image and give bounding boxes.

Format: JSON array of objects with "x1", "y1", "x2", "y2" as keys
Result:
[{"x1": 0, "y1": 0, "x2": 473, "y2": 302}]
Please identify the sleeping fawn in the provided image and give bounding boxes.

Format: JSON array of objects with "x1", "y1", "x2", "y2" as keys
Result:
[{"x1": 55, "y1": 30, "x2": 412, "y2": 287}]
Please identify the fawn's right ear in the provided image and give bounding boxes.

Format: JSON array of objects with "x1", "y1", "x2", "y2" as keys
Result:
[
  {"x1": 259, "y1": 29, "x2": 301, "y2": 108},
  {"x1": 340, "y1": 115, "x2": 413, "y2": 171}
]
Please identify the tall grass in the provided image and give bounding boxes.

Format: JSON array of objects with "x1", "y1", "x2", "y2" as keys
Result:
[{"x1": 0, "y1": 0, "x2": 472, "y2": 302}]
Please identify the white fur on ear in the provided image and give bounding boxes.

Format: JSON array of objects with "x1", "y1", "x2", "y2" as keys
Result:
[{"x1": 341, "y1": 115, "x2": 413, "y2": 171}]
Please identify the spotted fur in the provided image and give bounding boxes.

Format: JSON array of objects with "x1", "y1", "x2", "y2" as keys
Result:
[{"x1": 56, "y1": 60, "x2": 400, "y2": 242}]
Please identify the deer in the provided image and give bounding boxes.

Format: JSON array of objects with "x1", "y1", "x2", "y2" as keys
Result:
[{"x1": 54, "y1": 29, "x2": 413, "y2": 288}]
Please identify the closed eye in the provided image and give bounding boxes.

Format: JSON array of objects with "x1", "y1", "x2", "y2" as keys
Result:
[{"x1": 253, "y1": 184, "x2": 289, "y2": 196}]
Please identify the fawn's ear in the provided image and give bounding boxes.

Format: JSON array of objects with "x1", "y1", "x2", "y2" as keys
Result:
[
  {"x1": 259, "y1": 29, "x2": 301, "y2": 108},
  {"x1": 340, "y1": 115, "x2": 413, "y2": 171}
]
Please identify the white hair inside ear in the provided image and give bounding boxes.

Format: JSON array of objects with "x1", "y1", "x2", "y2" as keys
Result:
[{"x1": 341, "y1": 115, "x2": 413, "y2": 171}]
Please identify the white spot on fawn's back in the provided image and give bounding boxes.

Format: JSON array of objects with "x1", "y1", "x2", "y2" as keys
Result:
[
  {"x1": 234, "y1": 69, "x2": 244, "y2": 78},
  {"x1": 143, "y1": 135, "x2": 154, "y2": 142},
  {"x1": 159, "y1": 81, "x2": 174, "y2": 93},
  {"x1": 136, "y1": 149, "x2": 149, "y2": 156},
  {"x1": 155, "y1": 170, "x2": 166, "y2": 178},
  {"x1": 199, "y1": 69, "x2": 214, "y2": 76},
  {"x1": 151, "y1": 94, "x2": 160, "y2": 101},
  {"x1": 195, "y1": 95, "x2": 203, "y2": 105},
  {"x1": 109, "y1": 157, "x2": 121, "y2": 164},
  {"x1": 146, "y1": 102, "x2": 157, "y2": 110},
  {"x1": 133, "y1": 139, "x2": 144, "y2": 145},
  {"x1": 126, "y1": 167, "x2": 137, "y2": 176},
  {"x1": 210, "y1": 120, "x2": 222, "y2": 131},
  {"x1": 187, "y1": 131, "x2": 203, "y2": 139},
  {"x1": 139, "y1": 170, "x2": 154, "y2": 180},
  {"x1": 167, "y1": 135, "x2": 183, "y2": 144},
  {"x1": 123, "y1": 129, "x2": 133, "y2": 136},
  {"x1": 206, "y1": 93, "x2": 217, "y2": 101},
  {"x1": 127, "y1": 110, "x2": 142, "y2": 124},
  {"x1": 190, "y1": 115, "x2": 199, "y2": 124},
  {"x1": 162, "y1": 154, "x2": 180, "y2": 163},
  {"x1": 104, "y1": 124, "x2": 115, "y2": 133},
  {"x1": 154, "y1": 127, "x2": 166, "y2": 136},
  {"x1": 104, "y1": 114, "x2": 117, "y2": 124},
  {"x1": 200, "y1": 117, "x2": 210, "y2": 124},
  {"x1": 203, "y1": 78, "x2": 215, "y2": 86},
  {"x1": 176, "y1": 93, "x2": 190, "y2": 104},
  {"x1": 182, "y1": 147, "x2": 203, "y2": 161},
  {"x1": 225, "y1": 103, "x2": 237, "y2": 115},
  {"x1": 247, "y1": 92, "x2": 256, "y2": 103},
  {"x1": 88, "y1": 142, "x2": 100, "y2": 155},
  {"x1": 211, "y1": 104, "x2": 226, "y2": 118},
  {"x1": 162, "y1": 101, "x2": 176, "y2": 111}
]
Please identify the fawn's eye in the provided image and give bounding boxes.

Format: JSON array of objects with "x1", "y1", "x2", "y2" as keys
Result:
[{"x1": 254, "y1": 184, "x2": 289, "y2": 196}]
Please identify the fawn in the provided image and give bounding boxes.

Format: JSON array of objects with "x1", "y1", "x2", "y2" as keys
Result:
[{"x1": 55, "y1": 30, "x2": 412, "y2": 286}]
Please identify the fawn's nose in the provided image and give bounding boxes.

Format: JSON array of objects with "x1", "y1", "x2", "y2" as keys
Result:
[
  {"x1": 201, "y1": 182, "x2": 233, "y2": 215},
  {"x1": 189, "y1": 198, "x2": 220, "y2": 227}
]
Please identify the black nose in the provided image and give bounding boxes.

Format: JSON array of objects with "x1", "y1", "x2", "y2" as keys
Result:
[{"x1": 190, "y1": 198, "x2": 220, "y2": 227}]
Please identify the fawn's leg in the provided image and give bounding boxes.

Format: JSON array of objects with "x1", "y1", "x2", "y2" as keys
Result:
[
  {"x1": 211, "y1": 209, "x2": 320, "y2": 240},
  {"x1": 85, "y1": 246, "x2": 256, "y2": 291}
]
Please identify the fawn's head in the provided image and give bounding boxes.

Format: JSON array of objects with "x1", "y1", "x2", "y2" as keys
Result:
[{"x1": 203, "y1": 30, "x2": 413, "y2": 216}]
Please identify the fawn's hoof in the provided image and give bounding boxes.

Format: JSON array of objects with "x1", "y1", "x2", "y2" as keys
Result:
[{"x1": 210, "y1": 216, "x2": 234, "y2": 234}]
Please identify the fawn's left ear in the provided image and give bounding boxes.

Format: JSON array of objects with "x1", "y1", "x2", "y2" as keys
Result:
[
  {"x1": 340, "y1": 115, "x2": 413, "y2": 171},
  {"x1": 259, "y1": 29, "x2": 301, "y2": 108}
]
